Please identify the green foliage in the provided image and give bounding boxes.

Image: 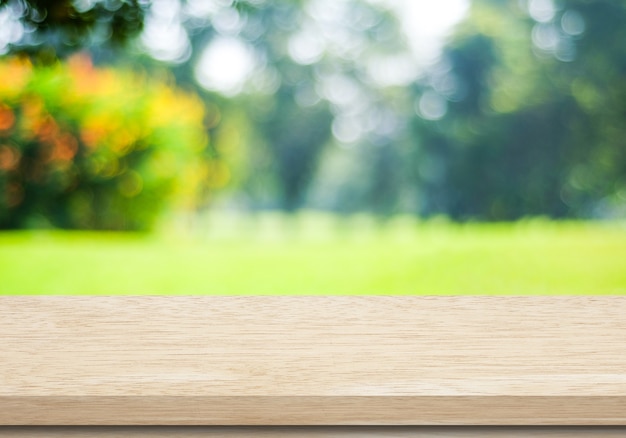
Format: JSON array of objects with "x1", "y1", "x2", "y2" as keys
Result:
[
  {"x1": 414, "y1": 0, "x2": 626, "y2": 220},
  {"x1": 0, "y1": 55, "x2": 216, "y2": 230},
  {"x1": 175, "y1": 0, "x2": 410, "y2": 212},
  {"x1": 3, "y1": 0, "x2": 625, "y2": 222},
  {"x1": 0, "y1": 0, "x2": 148, "y2": 57}
]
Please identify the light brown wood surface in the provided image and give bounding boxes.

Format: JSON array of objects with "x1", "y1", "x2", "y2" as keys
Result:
[
  {"x1": 2, "y1": 297, "x2": 626, "y2": 425},
  {"x1": 1, "y1": 427, "x2": 625, "y2": 437}
]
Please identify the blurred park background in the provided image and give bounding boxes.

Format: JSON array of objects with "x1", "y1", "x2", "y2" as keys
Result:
[{"x1": 0, "y1": 0, "x2": 625, "y2": 294}]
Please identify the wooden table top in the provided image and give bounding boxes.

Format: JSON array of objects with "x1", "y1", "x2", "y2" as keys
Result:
[
  {"x1": 2, "y1": 297, "x2": 625, "y2": 425},
  {"x1": 1, "y1": 427, "x2": 626, "y2": 437}
]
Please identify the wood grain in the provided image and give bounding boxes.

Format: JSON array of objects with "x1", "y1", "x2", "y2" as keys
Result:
[
  {"x1": 1, "y1": 427, "x2": 626, "y2": 437},
  {"x1": 1, "y1": 297, "x2": 626, "y2": 425}
]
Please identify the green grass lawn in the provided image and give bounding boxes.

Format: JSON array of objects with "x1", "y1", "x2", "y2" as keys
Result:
[{"x1": 1, "y1": 215, "x2": 625, "y2": 295}]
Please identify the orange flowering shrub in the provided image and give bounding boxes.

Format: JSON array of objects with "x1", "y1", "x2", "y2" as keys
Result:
[{"x1": 0, "y1": 55, "x2": 220, "y2": 230}]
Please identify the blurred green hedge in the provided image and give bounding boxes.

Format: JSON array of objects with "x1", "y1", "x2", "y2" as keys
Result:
[{"x1": 0, "y1": 55, "x2": 222, "y2": 230}]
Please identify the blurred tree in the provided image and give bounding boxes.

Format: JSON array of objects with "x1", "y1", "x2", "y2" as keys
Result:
[
  {"x1": 137, "y1": 0, "x2": 413, "y2": 213},
  {"x1": 0, "y1": 0, "x2": 148, "y2": 59},
  {"x1": 7, "y1": 0, "x2": 622, "y2": 222},
  {"x1": 0, "y1": 0, "x2": 231, "y2": 230},
  {"x1": 1, "y1": 0, "x2": 422, "y2": 217},
  {"x1": 252, "y1": 86, "x2": 333, "y2": 211},
  {"x1": 0, "y1": 55, "x2": 215, "y2": 230},
  {"x1": 412, "y1": 0, "x2": 626, "y2": 220},
  {"x1": 233, "y1": 0, "x2": 412, "y2": 213}
]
